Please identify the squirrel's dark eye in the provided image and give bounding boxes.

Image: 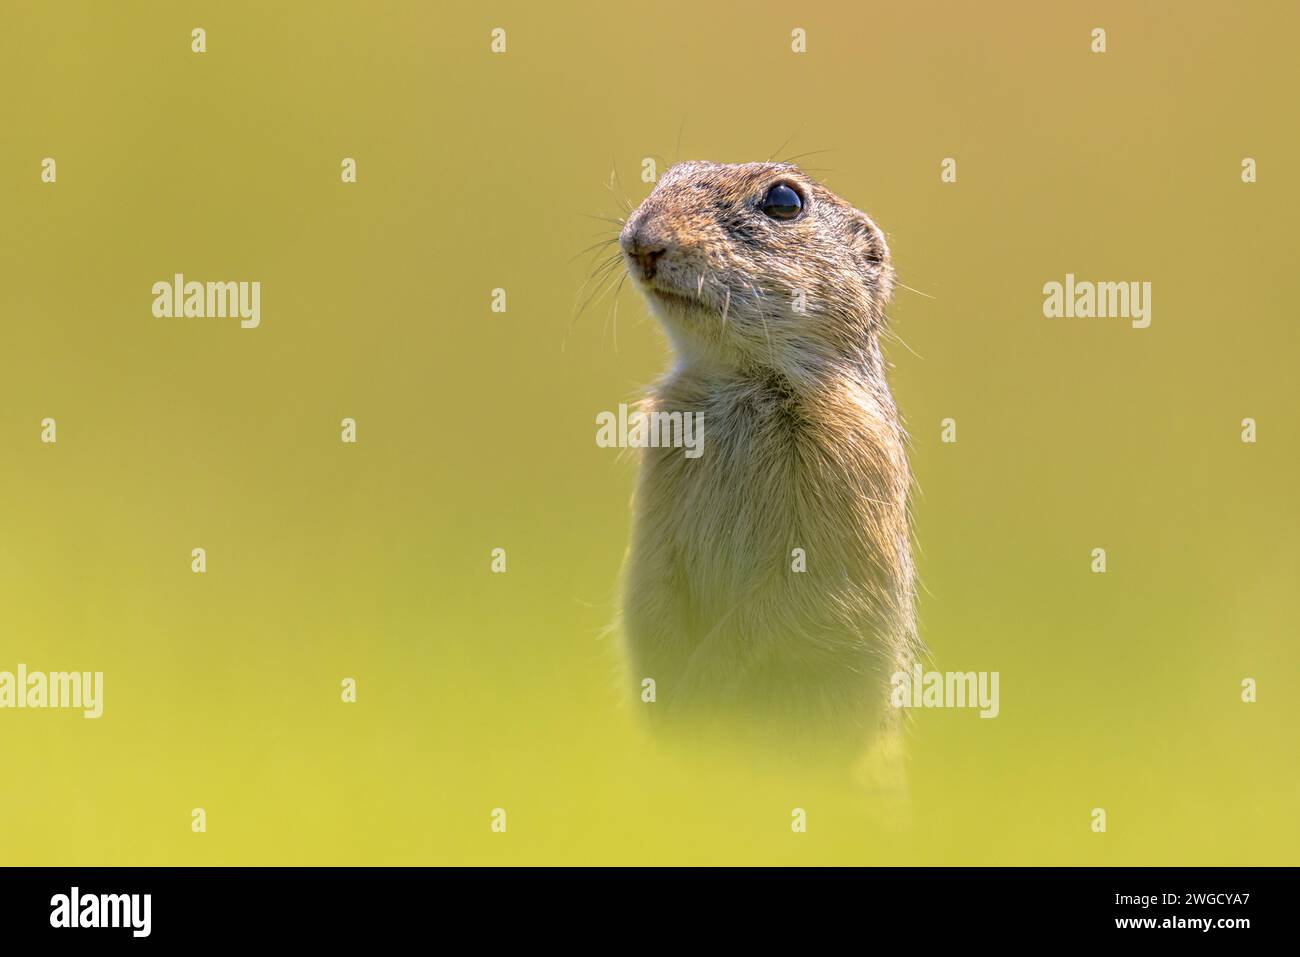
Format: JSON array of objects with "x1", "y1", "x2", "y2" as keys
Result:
[{"x1": 761, "y1": 182, "x2": 803, "y2": 220}]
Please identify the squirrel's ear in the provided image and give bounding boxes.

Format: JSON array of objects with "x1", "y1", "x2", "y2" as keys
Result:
[{"x1": 849, "y1": 212, "x2": 889, "y2": 271}]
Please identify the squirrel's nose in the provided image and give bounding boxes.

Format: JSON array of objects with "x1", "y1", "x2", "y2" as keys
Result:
[
  {"x1": 633, "y1": 248, "x2": 665, "y2": 280},
  {"x1": 621, "y1": 224, "x2": 669, "y2": 281}
]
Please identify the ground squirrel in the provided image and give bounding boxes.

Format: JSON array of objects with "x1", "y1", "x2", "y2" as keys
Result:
[{"x1": 618, "y1": 161, "x2": 919, "y2": 769}]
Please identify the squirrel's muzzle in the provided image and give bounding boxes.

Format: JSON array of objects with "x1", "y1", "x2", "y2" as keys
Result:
[{"x1": 621, "y1": 218, "x2": 670, "y2": 281}]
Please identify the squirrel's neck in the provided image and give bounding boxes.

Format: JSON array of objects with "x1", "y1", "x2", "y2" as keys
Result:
[{"x1": 668, "y1": 337, "x2": 888, "y2": 403}]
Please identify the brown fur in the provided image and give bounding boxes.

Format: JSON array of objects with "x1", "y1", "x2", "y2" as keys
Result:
[{"x1": 617, "y1": 162, "x2": 919, "y2": 765}]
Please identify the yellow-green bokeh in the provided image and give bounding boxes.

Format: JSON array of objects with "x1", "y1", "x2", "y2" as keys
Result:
[{"x1": 0, "y1": 0, "x2": 1295, "y2": 865}]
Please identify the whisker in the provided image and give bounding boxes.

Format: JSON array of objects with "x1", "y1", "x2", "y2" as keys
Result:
[
  {"x1": 606, "y1": 162, "x2": 633, "y2": 214},
  {"x1": 895, "y1": 281, "x2": 935, "y2": 300},
  {"x1": 753, "y1": 284, "x2": 777, "y2": 367},
  {"x1": 882, "y1": 322, "x2": 924, "y2": 360},
  {"x1": 569, "y1": 237, "x2": 620, "y2": 262},
  {"x1": 609, "y1": 272, "x2": 629, "y2": 354},
  {"x1": 779, "y1": 147, "x2": 837, "y2": 165},
  {"x1": 598, "y1": 266, "x2": 631, "y2": 353},
  {"x1": 571, "y1": 254, "x2": 625, "y2": 323},
  {"x1": 768, "y1": 125, "x2": 805, "y2": 163},
  {"x1": 582, "y1": 257, "x2": 625, "y2": 297},
  {"x1": 580, "y1": 251, "x2": 624, "y2": 287}
]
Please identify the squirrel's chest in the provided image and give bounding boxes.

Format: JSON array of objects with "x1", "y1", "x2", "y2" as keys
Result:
[
  {"x1": 638, "y1": 394, "x2": 813, "y2": 586},
  {"x1": 634, "y1": 376, "x2": 905, "y2": 593}
]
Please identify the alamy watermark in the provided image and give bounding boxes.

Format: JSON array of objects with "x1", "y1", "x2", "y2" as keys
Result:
[
  {"x1": 152, "y1": 273, "x2": 260, "y2": 329},
  {"x1": 0, "y1": 664, "x2": 103, "y2": 718},
  {"x1": 596, "y1": 404, "x2": 703, "y2": 458},
  {"x1": 1043, "y1": 273, "x2": 1151, "y2": 329},
  {"x1": 50, "y1": 887, "x2": 150, "y2": 937},
  {"x1": 891, "y1": 663, "x2": 1000, "y2": 718}
]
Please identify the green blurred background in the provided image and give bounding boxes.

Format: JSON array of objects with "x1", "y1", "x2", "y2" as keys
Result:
[{"x1": 0, "y1": 0, "x2": 1295, "y2": 864}]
